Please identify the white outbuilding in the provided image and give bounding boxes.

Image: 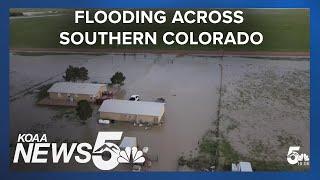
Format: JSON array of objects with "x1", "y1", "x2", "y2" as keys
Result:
[
  {"x1": 98, "y1": 99, "x2": 165, "y2": 124},
  {"x1": 119, "y1": 137, "x2": 137, "y2": 149},
  {"x1": 232, "y1": 162, "x2": 253, "y2": 172}
]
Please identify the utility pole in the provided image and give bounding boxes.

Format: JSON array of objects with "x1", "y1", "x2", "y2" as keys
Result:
[{"x1": 215, "y1": 50, "x2": 224, "y2": 170}]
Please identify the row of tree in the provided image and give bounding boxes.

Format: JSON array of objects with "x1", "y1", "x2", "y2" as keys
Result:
[
  {"x1": 63, "y1": 66, "x2": 89, "y2": 82},
  {"x1": 63, "y1": 65, "x2": 126, "y2": 86}
]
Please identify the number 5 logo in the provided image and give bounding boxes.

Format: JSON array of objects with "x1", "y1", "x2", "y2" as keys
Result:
[
  {"x1": 92, "y1": 132, "x2": 123, "y2": 170},
  {"x1": 287, "y1": 146, "x2": 300, "y2": 165}
]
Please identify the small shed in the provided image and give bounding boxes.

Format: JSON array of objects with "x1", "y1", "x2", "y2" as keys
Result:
[
  {"x1": 238, "y1": 162, "x2": 253, "y2": 172},
  {"x1": 119, "y1": 137, "x2": 137, "y2": 149},
  {"x1": 232, "y1": 162, "x2": 253, "y2": 172}
]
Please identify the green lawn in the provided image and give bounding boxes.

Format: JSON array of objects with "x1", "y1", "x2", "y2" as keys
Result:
[{"x1": 10, "y1": 9, "x2": 309, "y2": 52}]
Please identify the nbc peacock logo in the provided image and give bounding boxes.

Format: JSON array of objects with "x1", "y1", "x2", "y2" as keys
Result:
[
  {"x1": 92, "y1": 132, "x2": 146, "y2": 170},
  {"x1": 118, "y1": 147, "x2": 145, "y2": 163}
]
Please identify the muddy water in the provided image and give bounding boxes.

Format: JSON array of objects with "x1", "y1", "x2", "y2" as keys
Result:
[{"x1": 10, "y1": 54, "x2": 220, "y2": 171}]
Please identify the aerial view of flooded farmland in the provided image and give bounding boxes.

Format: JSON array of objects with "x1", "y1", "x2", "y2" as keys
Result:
[
  {"x1": 9, "y1": 53, "x2": 309, "y2": 171},
  {"x1": 9, "y1": 8, "x2": 310, "y2": 172}
]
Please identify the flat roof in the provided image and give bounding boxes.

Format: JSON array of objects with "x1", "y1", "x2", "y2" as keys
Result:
[
  {"x1": 48, "y1": 82, "x2": 105, "y2": 95},
  {"x1": 119, "y1": 137, "x2": 137, "y2": 148},
  {"x1": 99, "y1": 99, "x2": 165, "y2": 117}
]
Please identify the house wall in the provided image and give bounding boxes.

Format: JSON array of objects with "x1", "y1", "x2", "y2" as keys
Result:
[
  {"x1": 49, "y1": 91, "x2": 99, "y2": 102},
  {"x1": 48, "y1": 85, "x2": 106, "y2": 103},
  {"x1": 100, "y1": 112, "x2": 162, "y2": 124},
  {"x1": 49, "y1": 92, "x2": 90, "y2": 102}
]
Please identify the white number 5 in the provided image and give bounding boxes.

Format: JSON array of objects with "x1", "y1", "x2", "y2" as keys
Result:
[
  {"x1": 287, "y1": 146, "x2": 300, "y2": 165},
  {"x1": 92, "y1": 132, "x2": 123, "y2": 170}
]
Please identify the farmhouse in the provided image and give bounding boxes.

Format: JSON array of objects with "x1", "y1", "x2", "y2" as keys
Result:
[
  {"x1": 47, "y1": 82, "x2": 107, "y2": 102},
  {"x1": 98, "y1": 99, "x2": 165, "y2": 124}
]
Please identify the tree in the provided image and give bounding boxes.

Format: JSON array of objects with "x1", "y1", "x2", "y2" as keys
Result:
[
  {"x1": 76, "y1": 100, "x2": 93, "y2": 121},
  {"x1": 63, "y1": 65, "x2": 89, "y2": 82},
  {"x1": 63, "y1": 65, "x2": 77, "y2": 82},
  {"x1": 10, "y1": 11, "x2": 24, "y2": 17},
  {"x1": 36, "y1": 83, "x2": 53, "y2": 102},
  {"x1": 78, "y1": 67, "x2": 89, "y2": 81},
  {"x1": 110, "y1": 72, "x2": 126, "y2": 86}
]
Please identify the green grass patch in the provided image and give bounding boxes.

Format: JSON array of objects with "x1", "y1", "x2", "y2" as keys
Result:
[
  {"x1": 251, "y1": 160, "x2": 309, "y2": 171},
  {"x1": 178, "y1": 138, "x2": 219, "y2": 170},
  {"x1": 178, "y1": 155, "x2": 216, "y2": 171},
  {"x1": 199, "y1": 139, "x2": 218, "y2": 155},
  {"x1": 219, "y1": 139, "x2": 240, "y2": 165}
]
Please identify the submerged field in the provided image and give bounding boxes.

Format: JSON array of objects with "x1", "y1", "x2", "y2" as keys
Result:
[{"x1": 9, "y1": 53, "x2": 309, "y2": 171}]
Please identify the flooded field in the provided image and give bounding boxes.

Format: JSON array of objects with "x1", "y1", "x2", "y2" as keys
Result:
[{"x1": 9, "y1": 53, "x2": 309, "y2": 171}]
